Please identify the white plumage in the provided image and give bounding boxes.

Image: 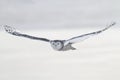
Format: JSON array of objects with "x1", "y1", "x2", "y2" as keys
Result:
[{"x1": 3, "y1": 22, "x2": 116, "y2": 51}]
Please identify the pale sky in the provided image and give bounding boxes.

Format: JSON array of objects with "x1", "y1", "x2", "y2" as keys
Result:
[{"x1": 0, "y1": 0, "x2": 119, "y2": 29}]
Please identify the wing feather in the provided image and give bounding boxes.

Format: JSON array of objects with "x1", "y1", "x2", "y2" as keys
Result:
[
  {"x1": 3, "y1": 25, "x2": 50, "y2": 42},
  {"x1": 65, "y1": 22, "x2": 116, "y2": 45}
]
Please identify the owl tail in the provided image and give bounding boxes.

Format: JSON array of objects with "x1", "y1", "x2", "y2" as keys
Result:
[
  {"x1": 70, "y1": 45, "x2": 76, "y2": 50},
  {"x1": 71, "y1": 47, "x2": 76, "y2": 50}
]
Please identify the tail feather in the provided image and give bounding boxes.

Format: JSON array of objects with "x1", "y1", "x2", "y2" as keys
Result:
[{"x1": 71, "y1": 46, "x2": 76, "y2": 50}]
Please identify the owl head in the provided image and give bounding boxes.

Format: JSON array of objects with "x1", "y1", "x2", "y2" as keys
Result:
[{"x1": 50, "y1": 40, "x2": 64, "y2": 50}]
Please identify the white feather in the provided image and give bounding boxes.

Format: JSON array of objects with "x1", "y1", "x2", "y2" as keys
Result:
[{"x1": 64, "y1": 22, "x2": 116, "y2": 46}]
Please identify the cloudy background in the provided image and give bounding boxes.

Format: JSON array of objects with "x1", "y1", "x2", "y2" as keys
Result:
[
  {"x1": 0, "y1": 0, "x2": 119, "y2": 29},
  {"x1": 0, "y1": 0, "x2": 120, "y2": 80}
]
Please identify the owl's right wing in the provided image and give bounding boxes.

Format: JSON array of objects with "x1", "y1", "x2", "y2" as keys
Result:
[
  {"x1": 64, "y1": 22, "x2": 116, "y2": 45},
  {"x1": 3, "y1": 25, "x2": 50, "y2": 42}
]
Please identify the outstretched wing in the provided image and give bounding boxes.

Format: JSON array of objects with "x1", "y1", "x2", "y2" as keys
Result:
[
  {"x1": 65, "y1": 22, "x2": 116, "y2": 45},
  {"x1": 3, "y1": 25, "x2": 50, "y2": 42}
]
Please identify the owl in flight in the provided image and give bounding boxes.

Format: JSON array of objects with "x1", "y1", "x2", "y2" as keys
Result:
[{"x1": 3, "y1": 22, "x2": 116, "y2": 51}]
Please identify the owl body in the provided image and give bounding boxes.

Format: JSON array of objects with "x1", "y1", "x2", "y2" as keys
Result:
[{"x1": 50, "y1": 40, "x2": 76, "y2": 51}]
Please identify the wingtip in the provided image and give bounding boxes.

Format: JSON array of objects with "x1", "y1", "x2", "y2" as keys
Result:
[
  {"x1": 3, "y1": 25, "x2": 16, "y2": 33},
  {"x1": 108, "y1": 22, "x2": 116, "y2": 28},
  {"x1": 3, "y1": 25, "x2": 9, "y2": 32},
  {"x1": 3, "y1": 25, "x2": 10, "y2": 30},
  {"x1": 3, "y1": 25, "x2": 9, "y2": 28},
  {"x1": 111, "y1": 22, "x2": 116, "y2": 26}
]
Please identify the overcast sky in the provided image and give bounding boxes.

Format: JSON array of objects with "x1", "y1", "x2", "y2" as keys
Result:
[{"x1": 0, "y1": 0, "x2": 119, "y2": 29}]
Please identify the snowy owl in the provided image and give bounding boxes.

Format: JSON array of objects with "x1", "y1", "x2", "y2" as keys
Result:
[{"x1": 3, "y1": 22, "x2": 116, "y2": 51}]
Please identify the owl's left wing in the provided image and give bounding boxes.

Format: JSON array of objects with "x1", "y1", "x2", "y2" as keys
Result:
[{"x1": 64, "y1": 22, "x2": 116, "y2": 45}]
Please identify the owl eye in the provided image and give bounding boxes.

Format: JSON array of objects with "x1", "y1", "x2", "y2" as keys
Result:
[
  {"x1": 53, "y1": 43, "x2": 55, "y2": 45},
  {"x1": 57, "y1": 42, "x2": 61, "y2": 45}
]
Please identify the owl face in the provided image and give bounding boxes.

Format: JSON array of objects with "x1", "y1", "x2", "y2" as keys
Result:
[{"x1": 50, "y1": 40, "x2": 64, "y2": 50}]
